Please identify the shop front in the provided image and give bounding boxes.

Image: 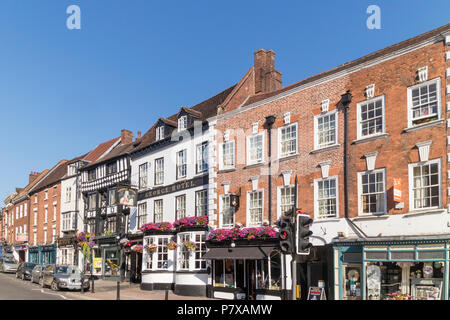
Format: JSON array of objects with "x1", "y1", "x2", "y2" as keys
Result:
[
  {"x1": 334, "y1": 236, "x2": 450, "y2": 300},
  {"x1": 41, "y1": 244, "x2": 57, "y2": 264},
  {"x1": 57, "y1": 236, "x2": 79, "y2": 266},
  {"x1": 204, "y1": 239, "x2": 288, "y2": 300},
  {"x1": 14, "y1": 244, "x2": 27, "y2": 262},
  {"x1": 28, "y1": 246, "x2": 40, "y2": 263}
]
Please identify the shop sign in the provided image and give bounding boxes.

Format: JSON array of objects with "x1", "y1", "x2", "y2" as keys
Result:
[
  {"x1": 393, "y1": 178, "x2": 402, "y2": 202},
  {"x1": 138, "y1": 175, "x2": 208, "y2": 201},
  {"x1": 16, "y1": 233, "x2": 28, "y2": 242},
  {"x1": 116, "y1": 187, "x2": 138, "y2": 207},
  {"x1": 93, "y1": 257, "x2": 102, "y2": 269},
  {"x1": 307, "y1": 287, "x2": 326, "y2": 300}
]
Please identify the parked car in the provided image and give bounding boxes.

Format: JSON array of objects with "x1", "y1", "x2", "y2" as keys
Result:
[
  {"x1": 41, "y1": 265, "x2": 90, "y2": 291},
  {"x1": 31, "y1": 264, "x2": 47, "y2": 284},
  {"x1": 0, "y1": 257, "x2": 19, "y2": 273},
  {"x1": 16, "y1": 262, "x2": 37, "y2": 280}
]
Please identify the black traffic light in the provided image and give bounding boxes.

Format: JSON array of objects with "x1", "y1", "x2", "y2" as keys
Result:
[
  {"x1": 278, "y1": 207, "x2": 295, "y2": 254},
  {"x1": 297, "y1": 213, "x2": 313, "y2": 255}
]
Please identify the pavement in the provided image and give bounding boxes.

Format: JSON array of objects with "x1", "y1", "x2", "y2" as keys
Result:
[
  {"x1": 0, "y1": 272, "x2": 215, "y2": 300},
  {"x1": 61, "y1": 279, "x2": 215, "y2": 300}
]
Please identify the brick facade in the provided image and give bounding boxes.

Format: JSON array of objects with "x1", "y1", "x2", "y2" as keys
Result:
[{"x1": 213, "y1": 28, "x2": 450, "y2": 237}]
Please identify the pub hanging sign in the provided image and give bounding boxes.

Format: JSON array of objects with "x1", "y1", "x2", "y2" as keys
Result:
[{"x1": 116, "y1": 187, "x2": 138, "y2": 207}]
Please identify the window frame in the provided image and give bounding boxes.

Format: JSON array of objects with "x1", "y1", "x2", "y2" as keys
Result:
[
  {"x1": 278, "y1": 122, "x2": 298, "y2": 159},
  {"x1": 407, "y1": 77, "x2": 441, "y2": 128},
  {"x1": 246, "y1": 189, "x2": 264, "y2": 227},
  {"x1": 314, "y1": 110, "x2": 338, "y2": 149},
  {"x1": 408, "y1": 158, "x2": 442, "y2": 211},
  {"x1": 154, "y1": 158, "x2": 164, "y2": 185},
  {"x1": 314, "y1": 176, "x2": 339, "y2": 220},
  {"x1": 196, "y1": 142, "x2": 209, "y2": 174},
  {"x1": 356, "y1": 95, "x2": 386, "y2": 140},
  {"x1": 246, "y1": 131, "x2": 265, "y2": 165},
  {"x1": 219, "y1": 140, "x2": 235, "y2": 170},
  {"x1": 176, "y1": 231, "x2": 207, "y2": 271},
  {"x1": 176, "y1": 149, "x2": 187, "y2": 180},
  {"x1": 137, "y1": 202, "x2": 147, "y2": 228},
  {"x1": 277, "y1": 185, "x2": 295, "y2": 219},
  {"x1": 195, "y1": 189, "x2": 208, "y2": 217},
  {"x1": 357, "y1": 168, "x2": 387, "y2": 216},
  {"x1": 139, "y1": 162, "x2": 148, "y2": 189},
  {"x1": 175, "y1": 194, "x2": 187, "y2": 220},
  {"x1": 153, "y1": 199, "x2": 163, "y2": 223}
]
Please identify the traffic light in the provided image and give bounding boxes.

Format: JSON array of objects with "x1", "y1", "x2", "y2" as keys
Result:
[
  {"x1": 297, "y1": 213, "x2": 313, "y2": 255},
  {"x1": 278, "y1": 207, "x2": 295, "y2": 254}
]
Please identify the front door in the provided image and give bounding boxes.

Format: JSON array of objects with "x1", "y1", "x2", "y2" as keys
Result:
[{"x1": 246, "y1": 260, "x2": 256, "y2": 300}]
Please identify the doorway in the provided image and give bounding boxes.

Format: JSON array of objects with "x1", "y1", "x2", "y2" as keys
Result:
[
  {"x1": 130, "y1": 251, "x2": 142, "y2": 283},
  {"x1": 246, "y1": 260, "x2": 256, "y2": 300}
]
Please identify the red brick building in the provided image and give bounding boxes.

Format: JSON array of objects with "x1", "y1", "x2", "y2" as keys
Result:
[{"x1": 207, "y1": 24, "x2": 450, "y2": 300}]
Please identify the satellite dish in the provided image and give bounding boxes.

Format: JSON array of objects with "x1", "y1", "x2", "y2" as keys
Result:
[{"x1": 348, "y1": 269, "x2": 359, "y2": 281}]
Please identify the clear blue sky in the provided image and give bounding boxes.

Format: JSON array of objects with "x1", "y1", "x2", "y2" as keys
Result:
[{"x1": 0, "y1": 0, "x2": 448, "y2": 202}]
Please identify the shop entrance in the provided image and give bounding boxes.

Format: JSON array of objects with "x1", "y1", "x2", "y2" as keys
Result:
[
  {"x1": 246, "y1": 260, "x2": 256, "y2": 300},
  {"x1": 18, "y1": 250, "x2": 25, "y2": 263},
  {"x1": 129, "y1": 251, "x2": 142, "y2": 283}
]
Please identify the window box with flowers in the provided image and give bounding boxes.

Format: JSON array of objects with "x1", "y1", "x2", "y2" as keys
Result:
[
  {"x1": 173, "y1": 216, "x2": 209, "y2": 232},
  {"x1": 140, "y1": 222, "x2": 175, "y2": 235},
  {"x1": 207, "y1": 226, "x2": 279, "y2": 245}
]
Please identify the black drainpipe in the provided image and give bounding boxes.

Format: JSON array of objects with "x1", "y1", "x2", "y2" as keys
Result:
[
  {"x1": 265, "y1": 115, "x2": 276, "y2": 225},
  {"x1": 341, "y1": 91, "x2": 352, "y2": 220}
]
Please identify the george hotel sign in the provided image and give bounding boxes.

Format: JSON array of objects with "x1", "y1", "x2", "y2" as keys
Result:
[{"x1": 138, "y1": 175, "x2": 208, "y2": 201}]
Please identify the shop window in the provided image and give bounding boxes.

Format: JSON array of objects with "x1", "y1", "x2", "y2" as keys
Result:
[
  {"x1": 194, "y1": 233, "x2": 206, "y2": 269},
  {"x1": 236, "y1": 260, "x2": 245, "y2": 289},
  {"x1": 178, "y1": 234, "x2": 190, "y2": 270},
  {"x1": 224, "y1": 260, "x2": 234, "y2": 288},
  {"x1": 214, "y1": 260, "x2": 224, "y2": 287},
  {"x1": 269, "y1": 251, "x2": 281, "y2": 290},
  {"x1": 157, "y1": 237, "x2": 169, "y2": 270},
  {"x1": 343, "y1": 265, "x2": 362, "y2": 300}
]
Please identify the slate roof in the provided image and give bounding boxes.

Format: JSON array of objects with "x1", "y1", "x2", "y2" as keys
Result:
[{"x1": 132, "y1": 84, "x2": 236, "y2": 153}]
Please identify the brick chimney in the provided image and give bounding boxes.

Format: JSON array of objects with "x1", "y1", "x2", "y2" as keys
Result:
[
  {"x1": 29, "y1": 171, "x2": 40, "y2": 184},
  {"x1": 137, "y1": 130, "x2": 141, "y2": 139},
  {"x1": 254, "y1": 49, "x2": 282, "y2": 94},
  {"x1": 121, "y1": 129, "x2": 133, "y2": 145}
]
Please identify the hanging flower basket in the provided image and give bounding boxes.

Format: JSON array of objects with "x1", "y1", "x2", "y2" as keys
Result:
[
  {"x1": 77, "y1": 232, "x2": 95, "y2": 259},
  {"x1": 145, "y1": 243, "x2": 157, "y2": 253},
  {"x1": 119, "y1": 238, "x2": 132, "y2": 247},
  {"x1": 166, "y1": 241, "x2": 178, "y2": 251},
  {"x1": 182, "y1": 241, "x2": 199, "y2": 251},
  {"x1": 131, "y1": 244, "x2": 144, "y2": 253}
]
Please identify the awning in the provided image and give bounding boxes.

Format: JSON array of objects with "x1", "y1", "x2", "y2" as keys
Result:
[{"x1": 203, "y1": 246, "x2": 275, "y2": 260}]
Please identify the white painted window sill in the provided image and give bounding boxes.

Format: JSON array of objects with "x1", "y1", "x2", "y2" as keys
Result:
[
  {"x1": 403, "y1": 119, "x2": 444, "y2": 133},
  {"x1": 352, "y1": 213, "x2": 388, "y2": 220},
  {"x1": 402, "y1": 208, "x2": 445, "y2": 217}
]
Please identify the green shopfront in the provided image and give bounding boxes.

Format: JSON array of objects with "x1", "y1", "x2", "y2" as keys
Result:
[
  {"x1": 28, "y1": 244, "x2": 57, "y2": 264},
  {"x1": 334, "y1": 236, "x2": 450, "y2": 300}
]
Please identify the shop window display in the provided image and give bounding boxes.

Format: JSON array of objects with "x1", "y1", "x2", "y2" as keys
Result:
[{"x1": 366, "y1": 261, "x2": 444, "y2": 300}]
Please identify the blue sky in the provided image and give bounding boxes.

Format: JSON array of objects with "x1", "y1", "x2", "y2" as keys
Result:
[{"x1": 0, "y1": 0, "x2": 448, "y2": 202}]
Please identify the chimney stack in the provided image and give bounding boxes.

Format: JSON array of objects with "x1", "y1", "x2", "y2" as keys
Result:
[
  {"x1": 254, "y1": 49, "x2": 282, "y2": 94},
  {"x1": 121, "y1": 129, "x2": 133, "y2": 145},
  {"x1": 137, "y1": 130, "x2": 142, "y2": 139},
  {"x1": 29, "y1": 171, "x2": 40, "y2": 184}
]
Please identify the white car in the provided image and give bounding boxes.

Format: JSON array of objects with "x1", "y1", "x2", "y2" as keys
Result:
[{"x1": 0, "y1": 258, "x2": 19, "y2": 273}]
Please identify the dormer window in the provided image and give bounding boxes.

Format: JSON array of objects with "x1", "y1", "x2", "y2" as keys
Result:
[
  {"x1": 68, "y1": 164, "x2": 77, "y2": 176},
  {"x1": 156, "y1": 126, "x2": 165, "y2": 141},
  {"x1": 178, "y1": 116, "x2": 188, "y2": 132}
]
